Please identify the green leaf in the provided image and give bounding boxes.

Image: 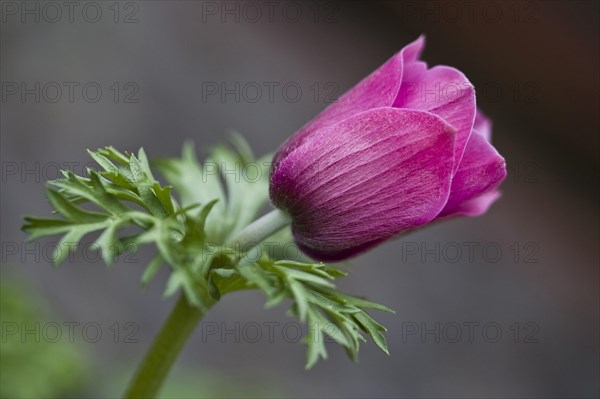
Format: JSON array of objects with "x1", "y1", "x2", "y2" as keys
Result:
[
  {"x1": 235, "y1": 262, "x2": 277, "y2": 295},
  {"x1": 142, "y1": 255, "x2": 164, "y2": 286},
  {"x1": 264, "y1": 289, "x2": 288, "y2": 309},
  {"x1": 322, "y1": 289, "x2": 396, "y2": 313},
  {"x1": 96, "y1": 146, "x2": 131, "y2": 165},
  {"x1": 96, "y1": 219, "x2": 129, "y2": 266},
  {"x1": 22, "y1": 147, "x2": 178, "y2": 270},
  {"x1": 46, "y1": 189, "x2": 107, "y2": 222},
  {"x1": 152, "y1": 183, "x2": 175, "y2": 216},
  {"x1": 288, "y1": 280, "x2": 309, "y2": 322},
  {"x1": 278, "y1": 267, "x2": 336, "y2": 289},
  {"x1": 305, "y1": 309, "x2": 328, "y2": 369},
  {"x1": 22, "y1": 217, "x2": 84, "y2": 241},
  {"x1": 353, "y1": 312, "x2": 390, "y2": 355},
  {"x1": 156, "y1": 142, "x2": 227, "y2": 240},
  {"x1": 231, "y1": 257, "x2": 393, "y2": 367},
  {"x1": 52, "y1": 225, "x2": 103, "y2": 265}
]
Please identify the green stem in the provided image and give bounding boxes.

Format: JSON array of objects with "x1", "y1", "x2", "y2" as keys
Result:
[
  {"x1": 228, "y1": 208, "x2": 291, "y2": 248},
  {"x1": 123, "y1": 295, "x2": 214, "y2": 398},
  {"x1": 123, "y1": 208, "x2": 291, "y2": 399}
]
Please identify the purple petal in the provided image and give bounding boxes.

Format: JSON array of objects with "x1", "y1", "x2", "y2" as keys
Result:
[
  {"x1": 473, "y1": 108, "x2": 492, "y2": 141},
  {"x1": 444, "y1": 190, "x2": 502, "y2": 217},
  {"x1": 272, "y1": 36, "x2": 425, "y2": 169},
  {"x1": 394, "y1": 64, "x2": 476, "y2": 175},
  {"x1": 402, "y1": 35, "x2": 426, "y2": 64},
  {"x1": 438, "y1": 132, "x2": 506, "y2": 218},
  {"x1": 270, "y1": 107, "x2": 456, "y2": 261}
]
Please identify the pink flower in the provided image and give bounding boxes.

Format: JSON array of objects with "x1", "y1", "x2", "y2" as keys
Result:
[{"x1": 270, "y1": 36, "x2": 506, "y2": 261}]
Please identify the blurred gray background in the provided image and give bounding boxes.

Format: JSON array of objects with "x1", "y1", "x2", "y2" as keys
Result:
[{"x1": 1, "y1": 1, "x2": 598, "y2": 398}]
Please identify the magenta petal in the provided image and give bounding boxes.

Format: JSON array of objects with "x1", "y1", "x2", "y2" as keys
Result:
[
  {"x1": 401, "y1": 34, "x2": 426, "y2": 64},
  {"x1": 473, "y1": 108, "x2": 493, "y2": 141},
  {"x1": 270, "y1": 108, "x2": 456, "y2": 261},
  {"x1": 444, "y1": 190, "x2": 502, "y2": 217},
  {"x1": 395, "y1": 65, "x2": 476, "y2": 175},
  {"x1": 438, "y1": 132, "x2": 506, "y2": 218},
  {"x1": 272, "y1": 36, "x2": 425, "y2": 169}
]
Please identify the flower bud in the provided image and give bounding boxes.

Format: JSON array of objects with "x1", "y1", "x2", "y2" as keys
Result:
[{"x1": 270, "y1": 36, "x2": 506, "y2": 261}]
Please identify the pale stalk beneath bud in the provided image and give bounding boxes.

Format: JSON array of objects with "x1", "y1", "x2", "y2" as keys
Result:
[
  {"x1": 228, "y1": 208, "x2": 291, "y2": 248},
  {"x1": 123, "y1": 209, "x2": 291, "y2": 399}
]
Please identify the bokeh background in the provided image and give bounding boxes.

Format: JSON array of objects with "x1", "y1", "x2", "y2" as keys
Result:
[{"x1": 1, "y1": 1, "x2": 598, "y2": 398}]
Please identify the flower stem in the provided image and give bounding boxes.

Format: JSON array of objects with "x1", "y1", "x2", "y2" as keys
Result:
[
  {"x1": 228, "y1": 208, "x2": 291, "y2": 248},
  {"x1": 123, "y1": 294, "x2": 215, "y2": 398},
  {"x1": 123, "y1": 208, "x2": 291, "y2": 399}
]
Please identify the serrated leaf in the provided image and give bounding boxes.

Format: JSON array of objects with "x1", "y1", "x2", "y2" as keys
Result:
[
  {"x1": 228, "y1": 131, "x2": 255, "y2": 163},
  {"x1": 274, "y1": 260, "x2": 334, "y2": 280},
  {"x1": 96, "y1": 219, "x2": 128, "y2": 265},
  {"x1": 196, "y1": 199, "x2": 219, "y2": 233},
  {"x1": 52, "y1": 222, "x2": 109, "y2": 265},
  {"x1": 142, "y1": 255, "x2": 163, "y2": 286},
  {"x1": 136, "y1": 148, "x2": 155, "y2": 180},
  {"x1": 321, "y1": 288, "x2": 395, "y2": 313},
  {"x1": 22, "y1": 217, "x2": 81, "y2": 240},
  {"x1": 306, "y1": 290, "x2": 359, "y2": 314},
  {"x1": 277, "y1": 267, "x2": 336, "y2": 289},
  {"x1": 156, "y1": 142, "x2": 226, "y2": 240},
  {"x1": 97, "y1": 146, "x2": 130, "y2": 165},
  {"x1": 87, "y1": 149, "x2": 121, "y2": 174},
  {"x1": 264, "y1": 288, "x2": 288, "y2": 309},
  {"x1": 305, "y1": 310, "x2": 328, "y2": 369},
  {"x1": 46, "y1": 189, "x2": 107, "y2": 222},
  {"x1": 164, "y1": 272, "x2": 183, "y2": 298},
  {"x1": 324, "y1": 310, "x2": 362, "y2": 358},
  {"x1": 353, "y1": 312, "x2": 390, "y2": 355},
  {"x1": 152, "y1": 183, "x2": 175, "y2": 216},
  {"x1": 288, "y1": 280, "x2": 308, "y2": 322},
  {"x1": 323, "y1": 267, "x2": 348, "y2": 278},
  {"x1": 211, "y1": 142, "x2": 270, "y2": 239},
  {"x1": 235, "y1": 262, "x2": 276, "y2": 295},
  {"x1": 309, "y1": 307, "x2": 351, "y2": 349}
]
